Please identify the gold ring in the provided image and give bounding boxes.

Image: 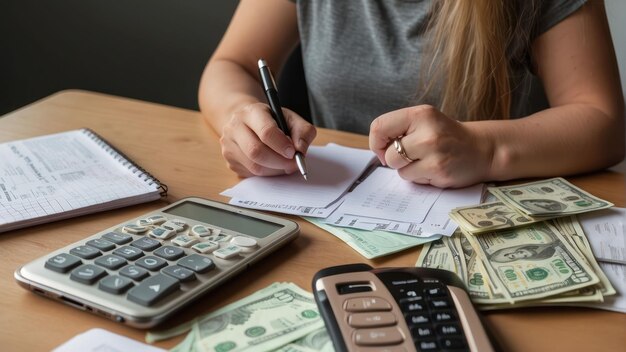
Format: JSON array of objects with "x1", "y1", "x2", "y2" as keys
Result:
[{"x1": 393, "y1": 138, "x2": 415, "y2": 163}]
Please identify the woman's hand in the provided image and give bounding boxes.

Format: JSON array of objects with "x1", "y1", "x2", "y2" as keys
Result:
[
  {"x1": 220, "y1": 102, "x2": 317, "y2": 178},
  {"x1": 369, "y1": 105, "x2": 494, "y2": 188}
]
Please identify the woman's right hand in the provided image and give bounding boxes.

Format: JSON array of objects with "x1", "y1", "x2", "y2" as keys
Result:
[{"x1": 220, "y1": 102, "x2": 317, "y2": 178}]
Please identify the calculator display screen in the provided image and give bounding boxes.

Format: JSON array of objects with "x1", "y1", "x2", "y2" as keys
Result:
[{"x1": 164, "y1": 201, "x2": 282, "y2": 238}]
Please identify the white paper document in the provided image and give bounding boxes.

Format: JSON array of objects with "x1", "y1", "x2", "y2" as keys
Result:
[
  {"x1": 336, "y1": 167, "x2": 443, "y2": 223},
  {"x1": 326, "y1": 181, "x2": 483, "y2": 238},
  {"x1": 221, "y1": 144, "x2": 376, "y2": 208},
  {"x1": 53, "y1": 328, "x2": 165, "y2": 352},
  {"x1": 578, "y1": 207, "x2": 626, "y2": 265}
]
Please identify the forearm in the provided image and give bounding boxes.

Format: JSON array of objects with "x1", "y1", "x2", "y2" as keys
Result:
[
  {"x1": 472, "y1": 104, "x2": 625, "y2": 181},
  {"x1": 198, "y1": 58, "x2": 265, "y2": 136}
]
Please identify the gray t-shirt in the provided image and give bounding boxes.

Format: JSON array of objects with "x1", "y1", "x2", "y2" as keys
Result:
[{"x1": 294, "y1": 0, "x2": 586, "y2": 135}]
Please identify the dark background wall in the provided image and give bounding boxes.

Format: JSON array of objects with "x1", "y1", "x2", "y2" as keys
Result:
[{"x1": 1, "y1": 0, "x2": 239, "y2": 115}]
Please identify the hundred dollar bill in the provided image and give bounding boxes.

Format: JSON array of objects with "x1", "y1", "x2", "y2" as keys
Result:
[
  {"x1": 449, "y1": 201, "x2": 539, "y2": 234},
  {"x1": 305, "y1": 217, "x2": 433, "y2": 259},
  {"x1": 488, "y1": 177, "x2": 613, "y2": 216},
  {"x1": 456, "y1": 234, "x2": 511, "y2": 304},
  {"x1": 464, "y1": 222, "x2": 600, "y2": 302}
]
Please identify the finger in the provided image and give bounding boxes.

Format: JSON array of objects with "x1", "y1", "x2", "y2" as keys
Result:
[
  {"x1": 369, "y1": 107, "x2": 415, "y2": 164},
  {"x1": 222, "y1": 137, "x2": 296, "y2": 176},
  {"x1": 284, "y1": 108, "x2": 317, "y2": 154},
  {"x1": 243, "y1": 105, "x2": 297, "y2": 159},
  {"x1": 396, "y1": 160, "x2": 433, "y2": 185},
  {"x1": 384, "y1": 134, "x2": 425, "y2": 170},
  {"x1": 230, "y1": 121, "x2": 298, "y2": 171}
]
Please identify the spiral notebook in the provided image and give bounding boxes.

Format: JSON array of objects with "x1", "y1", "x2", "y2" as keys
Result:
[{"x1": 0, "y1": 128, "x2": 167, "y2": 233}]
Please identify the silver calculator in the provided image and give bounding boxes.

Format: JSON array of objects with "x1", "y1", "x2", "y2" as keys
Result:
[{"x1": 15, "y1": 197, "x2": 299, "y2": 328}]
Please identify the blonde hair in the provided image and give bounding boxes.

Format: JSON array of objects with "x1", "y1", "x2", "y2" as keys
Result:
[{"x1": 421, "y1": 0, "x2": 538, "y2": 121}]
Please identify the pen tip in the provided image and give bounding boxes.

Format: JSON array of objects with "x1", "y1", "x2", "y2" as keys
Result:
[
  {"x1": 303, "y1": 174, "x2": 308, "y2": 181},
  {"x1": 258, "y1": 59, "x2": 267, "y2": 69}
]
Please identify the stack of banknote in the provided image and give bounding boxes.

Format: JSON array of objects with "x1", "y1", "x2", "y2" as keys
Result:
[
  {"x1": 449, "y1": 177, "x2": 613, "y2": 235},
  {"x1": 417, "y1": 178, "x2": 616, "y2": 308},
  {"x1": 146, "y1": 282, "x2": 334, "y2": 352}
]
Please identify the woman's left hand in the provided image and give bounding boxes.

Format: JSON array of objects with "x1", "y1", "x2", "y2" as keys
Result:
[{"x1": 369, "y1": 105, "x2": 494, "y2": 188}]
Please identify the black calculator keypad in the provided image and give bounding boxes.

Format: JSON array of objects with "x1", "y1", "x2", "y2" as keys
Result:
[{"x1": 379, "y1": 272, "x2": 470, "y2": 352}]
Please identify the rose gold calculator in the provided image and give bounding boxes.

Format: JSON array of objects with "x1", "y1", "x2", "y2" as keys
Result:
[
  {"x1": 15, "y1": 197, "x2": 299, "y2": 328},
  {"x1": 312, "y1": 264, "x2": 496, "y2": 352}
]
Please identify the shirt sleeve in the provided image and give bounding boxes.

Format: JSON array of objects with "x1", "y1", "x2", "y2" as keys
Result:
[{"x1": 535, "y1": 0, "x2": 587, "y2": 37}]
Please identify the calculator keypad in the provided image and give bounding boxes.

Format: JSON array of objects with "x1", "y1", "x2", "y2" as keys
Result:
[{"x1": 43, "y1": 214, "x2": 255, "y2": 307}]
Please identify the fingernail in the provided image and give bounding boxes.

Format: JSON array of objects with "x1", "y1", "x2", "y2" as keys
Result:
[{"x1": 284, "y1": 146, "x2": 295, "y2": 158}]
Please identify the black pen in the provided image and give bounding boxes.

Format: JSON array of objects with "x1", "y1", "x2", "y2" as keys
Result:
[{"x1": 257, "y1": 59, "x2": 308, "y2": 180}]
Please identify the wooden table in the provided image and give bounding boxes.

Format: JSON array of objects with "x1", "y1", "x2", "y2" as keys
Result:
[{"x1": 0, "y1": 90, "x2": 624, "y2": 351}]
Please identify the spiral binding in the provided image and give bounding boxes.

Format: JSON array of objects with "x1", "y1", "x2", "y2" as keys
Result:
[{"x1": 81, "y1": 128, "x2": 168, "y2": 197}]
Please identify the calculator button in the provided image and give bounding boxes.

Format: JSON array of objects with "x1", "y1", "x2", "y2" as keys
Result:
[
  {"x1": 192, "y1": 241, "x2": 219, "y2": 254},
  {"x1": 162, "y1": 265, "x2": 196, "y2": 282},
  {"x1": 424, "y1": 287, "x2": 446, "y2": 296},
  {"x1": 122, "y1": 224, "x2": 148, "y2": 234},
  {"x1": 131, "y1": 237, "x2": 161, "y2": 252},
  {"x1": 147, "y1": 215, "x2": 167, "y2": 225},
  {"x1": 439, "y1": 337, "x2": 466, "y2": 349},
  {"x1": 428, "y1": 298, "x2": 450, "y2": 310},
  {"x1": 113, "y1": 246, "x2": 144, "y2": 261},
  {"x1": 348, "y1": 312, "x2": 396, "y2": 328},
  {"x1": 136, "y1": 256, "x2": 168, "y2": 271},
  {"x1": 213, "y1": 245, "x2": 242, "y2": 259},
  {"x1": 86, "y1": 238, "x2": 116, "y2": 251},
  {"x1": 411, "y1": 325, "x2": 434, "y2": 338},
  {"x1": 94, "y1": 255, "x2": 127, "y2": 270},
  {"x1": 70, "y1": 264, "x2": 107, "y2": 285},
  {"x1": 436, "y1": 324, "x2": 462, "y2": 336},
  {"x1": 405, "y1": 313, "x2": 430, "y2": 325},
  {"x1": 99, "y1": 275, "x2": 134, "y2": 294},
  {"x1": 119, "y1": 265, "x2": 150, "y2": 281},
  {"x1": 417, "y1": 339, "x2": 439, "y2": 351},
  {"x1": 154, "y1": 246, "x2": 185, "y2": 260},
  {"x1": 102, "y1": 232, "x2": 132, "y2": 245},
  {"x1": 353, "y1": 326, "x2": 404, "y2": 346},
  {"x1": 45, "y1": 253, "x2": 82, "y2": 273},
  {"x1": 191, "y1": 225, "x2": 211, "y2": 237},
  {"x1": 432, "y1": 311, "x2": 456, "y2": 322},
  {"x1": 400, "y1": 299, "x2": 426, "y2": 312},
  {"x1": 162, "y1": 220, "x2": 185, "y2": 233},
  {"x1": 69, "y1": 245, "x2": 101, "y2": 259},
  {"x1": 230, "y1": 236, "x2": 258, "y2": 251},
  {"x1": 136, "y1": 218, "x2": 152, "y2": 227},
  {"x1": 177, "y1": 254, "x2": 215, "y2": 273},
  {"x1": 171, "y1": 235, "x2": 199, "y2": 247},
  {"x1": 149, "y1": 226, "x2": 176, "y2": 240},
  {"x1": 344, "y1": 297, "x2": 392, "y2": 312},
  {"x1": 127, "y1": 274, "x2": 180, "y2": 306},
  {"x1": 356, "y1": 347, "x2": 408, "y2": 352}
]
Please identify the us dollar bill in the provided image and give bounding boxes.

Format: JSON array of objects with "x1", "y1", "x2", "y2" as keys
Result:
[
  {"x1": 193, "y1": 283, "x2": 324, "y2": 352},
  {"x1": 305, "y1": 217, "x2": 431, "y2": 259},
  {"x1": 464, "y1": 222, "x2": 600, "y2": 302},
  {"x1": 488, "y1": 177, "x2": 613, "y2": 216},
  {"x1": 415, "y1": 233, "x2": 464, "y2": 279},
  {"x1": 449, "y1": 201, "x2": 539, "y2": 234},
  {"x1": 147, "y1": 283, "x2": 325, "y2": 352},
  {"x1": 274, "y1": 327, "x2": 335, "y2": 352}
]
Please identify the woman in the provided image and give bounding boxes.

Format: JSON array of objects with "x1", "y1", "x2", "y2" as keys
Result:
[{"x1": 199, "y1": 0, "x2": 624, "y2": 188}]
